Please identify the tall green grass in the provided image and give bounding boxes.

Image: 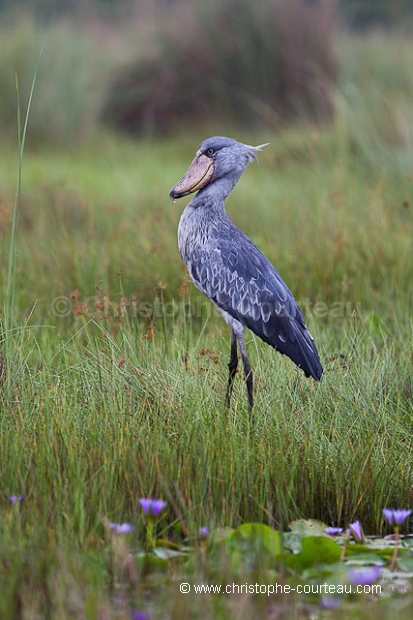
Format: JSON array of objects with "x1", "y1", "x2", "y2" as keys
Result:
[
  {"x1": 0, "y1": 309, "x2": 412, "y2": 617},
  {"x1": 336, "y1": 29, "x2": 413, "y2": 175},
  {"x1": 0, "y1": 14, "x2": 119, "y2": 146},
  {"x1": 2, "y1": 305, "x2": 412, "y2": 527}
]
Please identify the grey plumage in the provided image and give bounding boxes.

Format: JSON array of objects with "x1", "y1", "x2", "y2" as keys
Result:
[{"x1": 170, "y1": 136, "x2": 322, "y2": 408}]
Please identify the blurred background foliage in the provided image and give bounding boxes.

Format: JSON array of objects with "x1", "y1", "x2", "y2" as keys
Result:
[{"x1": 0, "y1": 0, "x2": 412, "y2": 145}]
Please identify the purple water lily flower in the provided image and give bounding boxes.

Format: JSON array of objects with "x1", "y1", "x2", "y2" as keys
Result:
[
  {"x1": 348, "y1": 565, "x2": 381, "y2": 586},
  {"x1": 382, "y1": 508, "x2": 411, "y2": 570},
  {"x1": 110, "y1": 522, "x2": 134, "y2": 535},
  {"x1": 349, "y1": 520, "x2": 364, "y2": 543},
  {"x1": 325, "y1": 527, "x2": 343, "y2": 536},
  {"x1": 382, "y1": 508, "x2": 412, "y2": 527},
  {"x1": 139, "y1": 498, "x2": 167, "y2": 517},
  {"x1": 8, "y1": 495, "x2": 24, "y2": 504}
]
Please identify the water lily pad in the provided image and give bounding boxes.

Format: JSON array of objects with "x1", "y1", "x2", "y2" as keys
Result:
[
  {"x1": 345, "y1": 542, "x2": 407, "y2": 559},
  {"x1": 302, "y1": 561, "x2": 347, "y2": 582},
  {"x1": 233, "y1": 523, "x2": 281, "y2": 557},
  {"x1": 394, "y1": 555, "x2": 413, "y2": 573},
  {"x1": 288, "y1": 518, "x2": 329, "y2": 537},
  {"x1": 344, "y1": 553, "x2": 386, "y2": 566},
  {"x1": 286, "y1": 536, "x2": 342, "y2": 572}
]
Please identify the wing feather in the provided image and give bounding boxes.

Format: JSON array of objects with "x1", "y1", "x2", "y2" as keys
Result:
[{"x1": 189, "y1": 234, "x2": 322, "y2": 380}]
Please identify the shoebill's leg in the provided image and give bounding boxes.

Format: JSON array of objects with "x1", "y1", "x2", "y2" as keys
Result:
[
  {"x1": 237, "y1": 329, "x2": 253, "y2": 409},
  {"x1": 225, "y1": 328, "x2": 238, "y2": 408}
]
